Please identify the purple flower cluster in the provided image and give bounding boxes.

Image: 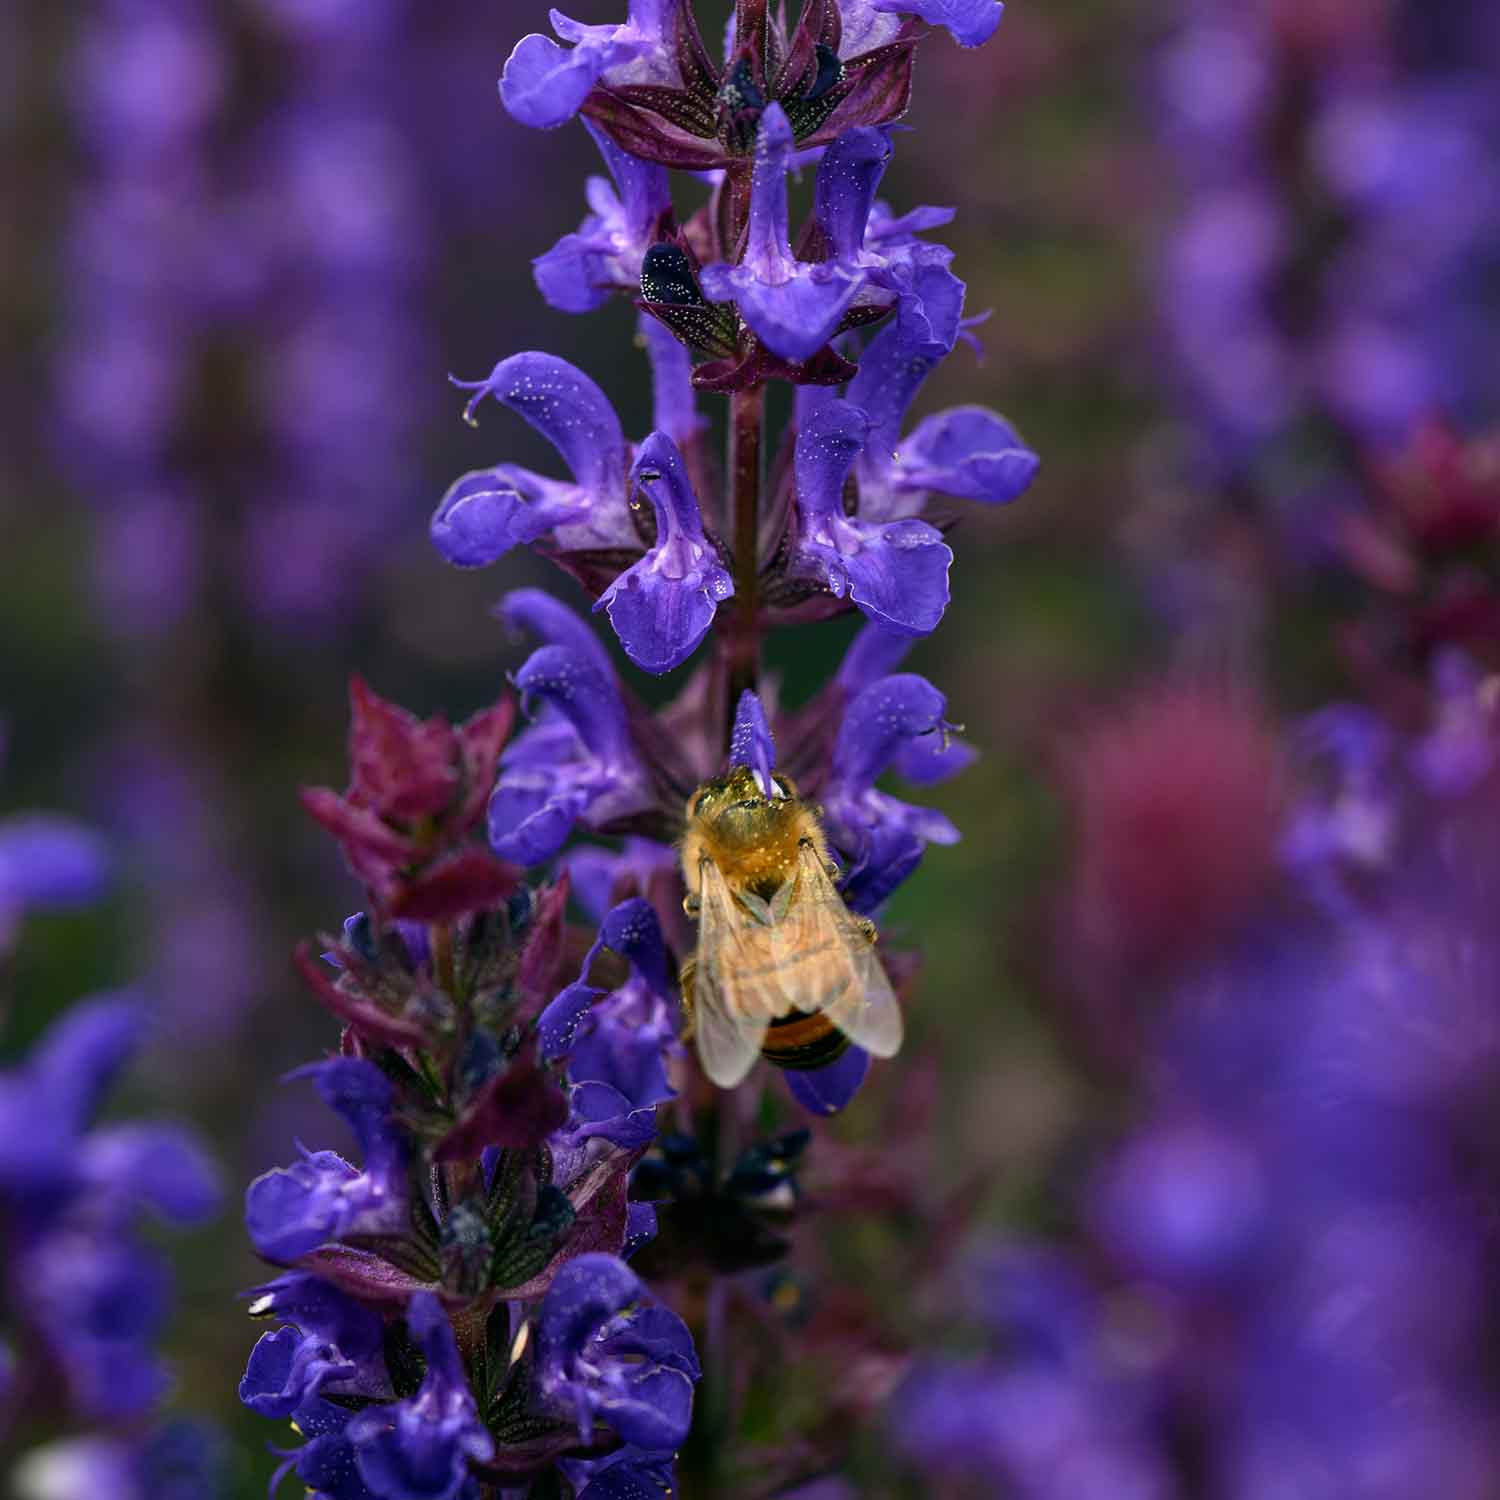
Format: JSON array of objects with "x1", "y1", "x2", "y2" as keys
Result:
[
  {"x1": 52, "y1": 0, "x2": 229, "y2": 638},
  {"x1": 243, "y1": 2, "x2": 1034, "y2": 1492},
  {"x1": 895, "y1": 658, "x2": 1500, "y2": 1495},
  {"x1": 1, "y1": 744, "x2": 222, "y2": 1499},
  {"x1": 1154, "y1": 0, "x2": 1500, "y2": 481},
  {"x1": 436, "y1": 0, "x2": 1035, "y2": 674},
  {"x1": 240, "y1": 683, "x2": 698, "y2": 1496},
  {"x1": 0, "y1": 834, "x2": 223, "y2": 1498},
  {"x1": 238, "y1": 0, "x2": 436, "y2": 630}
]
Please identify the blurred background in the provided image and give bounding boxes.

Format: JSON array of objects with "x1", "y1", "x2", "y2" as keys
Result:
[{"x1": 3, "y1": 0, "x2": 1498, "y2": 1495}]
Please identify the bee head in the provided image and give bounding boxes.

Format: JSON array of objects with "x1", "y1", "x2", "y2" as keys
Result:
[{"x1": 688, "y1": 768, "x2": 800, "y2": 849}]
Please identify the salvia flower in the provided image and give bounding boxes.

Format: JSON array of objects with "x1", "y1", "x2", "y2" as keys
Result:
[
  {"x1": 245, "y1": 1059, "x2": 410, "y2": 1264},
  {"x1": 501, "y1": 0, "x2": 932, "y2": 168},
  {"x1": 500, "y1": 1, "x2": 679, "y2": 133},
  {"x1": 240, "y1": 1272, "x2": 386, "y2": 1418},
  {"x1": 850, "y1": 0, "x2": 1005, "y2": 49},
  {"x1": 535, "y1": 122, "x2": 672, "y2": 313},
  {"x1": 535, "y1": 1253, "x2": 700, "y2": 1451},
  {"x1": 540, "y1": 898, "x2": 682, "y2": 1120},
  {"x1": 729, "y1": 688, "x2": 779, "y2": 798},
  {"x1": 432, "y1": 353, "x2": 636, "y2": 566},
  {"x1": 823, "y1": 672, "x2": 965, "y2": 912},
  {"x1": 813, "y1": 124, "x2": 964, "y2": 345},
  {"x1": 434, "y1": 355, "x2": 728, "y2": 672},
  {"x1": 846, "y1": 317, "x2": 1040, "y2": 523},
  {"x1": 346, "y1": 1295, "x2": 495, "y2": 1500},
  {"x1": 699, "y1": 105, "x2": 866, "y2": 362},
  {"x1": 596, "y1": 433, "x2": 735, "y2": 671},
  {"x1": 0, "y1": 991, "x2": 221, "y2": 1484},
  {"x1": 246, "y1": 2, "x2": 1035, "y2": 1491},
  {"x1": 790, "y1": 396, "x2": 953, "y2": 634},
  {"x1": 490, "y1": 642, "x2": 654, "y2": 865}
]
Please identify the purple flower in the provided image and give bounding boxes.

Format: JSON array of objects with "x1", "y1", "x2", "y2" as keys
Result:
[
  {"x1": 1278, "y1": 704, "x2": 1400, "y2": 909},
  {"x1": 0, "y1": 995, "x2": 219, "y2": 1219},
  {"x1": 432, "y1": 353, "x2": 634, "y2": 567},
  {"x1": 846, "y1": 319, "x2": 1039, "y2": 523},
  {"x1": 823, "y1": 673, "x2": 963, "y2": 912},
  {"x1": 240, "y1": 1272, "x2": 386, "y2": 1418},
  {"x1": 729, "y1": 690, "x2": 779, "y2": 798},
  {"x1": 489, "y1": 639, "x2": 652, "y2": 865},
  {"x1": 534, "y1": 123, "x2": 671, "y2": 313},
  {"x1": 639, "y1": 313, "x2": 707, "y2": 449},
  {"x1": 0, "y1": 995, "x2": 220, "y2": 1427},
  {"x1": 0, "y1": 995, "x2": 142, "y2": 1197},
  {"x1": 596, "y1": 433, "x2": 734, "y2": 673},
  {"x1": 699, "y1": 105, "x2": 864, "y2": 362},
  {"x1": 0, "y1": 812, "x2": 110, "y2": 948},
  {"x1": 542, "y1": 899, "x2": 681, "y2": 1097},
  {"x1": 262, "y1": 1390, "x2": 374, "y2": 1500},
  {"x1": 815, "y1": 126, "x2": 964, "y2": 347},
  {"x1": 851, "y1": 0, "x2": 1004, "y2": 49},
  {"x1": 541, "y1": 899, "x2": 682, "y2": 1176},
  {"x1": 500, "y1": 1, "x2": 678, "y2": 131},
  {"x1": 563, "y1": 836, "x2": 679, "y2": 924},
  {"x1": 1088, "y1": 1119, "x2": 1267, "y2": 1286},
  {"x1": 560, "y1": 1446, "x2": 680, "y2": 1500},
  {"x1": 791, "y1": 397, "x2": 952, "y2": 635},
  {"x1": 11, "y1": 1421, "x2": 225, "y2": 1500},
  {"x1": 785, "y1": 1044, "x2": 871, "y2": 1116},
  {"x1": 244, "y1": 1059, "x2": 409, "y2": 1263},
  {"x1": 1411, "y1": 649, "x2": 1498, "y2": 798},
  {"x1": 25, "y1": 1232, "x2": 173, "y2": 1420},
  {"x1": 347, "y1": 1295, "x2": 494, "y2": 1500},
  {"x1": 535, "y1": 1253, "x2": 699, "y2": 1450}
]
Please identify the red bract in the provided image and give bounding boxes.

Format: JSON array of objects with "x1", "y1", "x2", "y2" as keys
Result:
[{"x1": 300, "y1": 678, "x2": 518, "y2": 913}]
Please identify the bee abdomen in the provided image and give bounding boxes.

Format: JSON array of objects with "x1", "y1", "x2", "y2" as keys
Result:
[{"x1": 762, "y1": 1010, "x2": 852, "y2": 1072}]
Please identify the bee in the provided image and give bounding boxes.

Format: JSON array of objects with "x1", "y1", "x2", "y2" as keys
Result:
[{"x1": 678, "y1": 765, "x2": 903, "y2": 1088}]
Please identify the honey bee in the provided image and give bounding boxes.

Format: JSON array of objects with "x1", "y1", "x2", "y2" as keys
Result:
[{"x1": 678, "y1": 766, "x2": 904, "y2": 1088}]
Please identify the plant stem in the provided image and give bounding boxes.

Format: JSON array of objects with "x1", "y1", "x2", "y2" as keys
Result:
[{"x1": 727, "y1": 382, "x2": 766, "y2": 744}]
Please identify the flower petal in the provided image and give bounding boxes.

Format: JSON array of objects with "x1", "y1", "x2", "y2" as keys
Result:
[
  {"x1": 0, "y1": 817, "x2": 111, "y2": 910},
  {"x1": 729, "y1": 691, "x2": 779, "y2": 797},
  {"x1": 640, "y1": 313, "x2": 706, "y2": 446},
  {"x1": 450, "y1": 352, "x2": 626, "y2": 497},
  {"x1": 870, "y1": 0, "x2": 1004, "y2": 48},
  {"x1": 785, "y1": 1045, "x2": 871, "y2": 1115},
  {"x1": 895, "y1": 404, "x2": 1040, "y2": 503},
  {"x1": 833, "y1": 672, "x2": 957, "y2": 791},
  {"x1": 430, "y1": 466, "x2": 589, "y2": 567},
  {"x1": 816, "y1": 126, "x2": 893, "y2": 259},
  {"x1": 500, "y1": 32, "x2": 613, "y2": 130},
  {"x1": 846, "y1": 320, "x2": 947, "y2": 457},
  {"x1": 498, "y1": 589, "x2": 616, "y2": 679},
  {"x1": 794, "y1": 399, "x2": 952, "y2": 634},
  {"x1": 597, "y1": 433, "x2": 732, "y2": 672}
]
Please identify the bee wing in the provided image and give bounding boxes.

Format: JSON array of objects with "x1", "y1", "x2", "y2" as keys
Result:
[
  {"x1": 692, "y1": 856, "x2": 775, "y2": 1088},
  {"x1": 774, "y1": 844, "x2": 905, "y2": 1059}
]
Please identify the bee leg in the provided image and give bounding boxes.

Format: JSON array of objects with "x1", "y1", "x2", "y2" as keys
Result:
[
  {"x1": 682, "y1": 893, "x2": 700, "y2": 916},
  {"x1": 856, "y1": 918, "x2": 878, "y2": 947},
  {"x1": 677, "y1": 958, "x2": 697, "y2": 1041}
]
